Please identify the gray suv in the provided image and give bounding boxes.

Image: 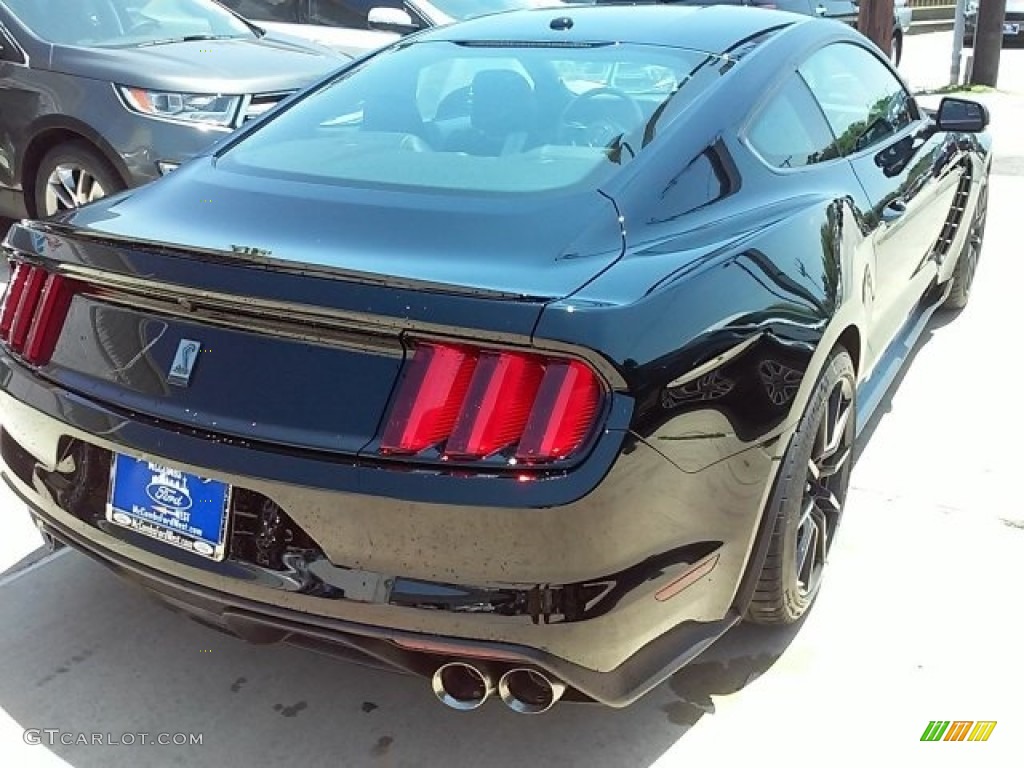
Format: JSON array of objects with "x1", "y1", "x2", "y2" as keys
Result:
[{"x1": 0, "y1": 0, "x2": 347, "y2": 219}]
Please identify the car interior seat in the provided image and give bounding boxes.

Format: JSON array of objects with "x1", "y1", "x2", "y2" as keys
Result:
[
  {"x1": 361, "y1": 87, "x2": 439, "y2": 148},
  {"x1": 446, "y1": 69, "x2": 537, "y2": 156}
]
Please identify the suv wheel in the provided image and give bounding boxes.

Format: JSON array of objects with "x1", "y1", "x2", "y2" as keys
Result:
[{"x1": 33, "y1": 141, "x2": 124, "y2": 218}]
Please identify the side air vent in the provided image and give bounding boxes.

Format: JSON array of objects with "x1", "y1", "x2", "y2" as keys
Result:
[{"x1": 931, "y1": 161, "x2": 972, "y2": 261}]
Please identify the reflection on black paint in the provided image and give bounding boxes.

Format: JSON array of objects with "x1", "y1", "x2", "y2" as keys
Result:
[{"x1": 652, "y1": 140, "x2": 741, "y2": 224}]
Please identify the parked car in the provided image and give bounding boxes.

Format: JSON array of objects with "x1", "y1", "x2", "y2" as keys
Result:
[
  {"x1": 221, "y1": 0, "x2": 913, "y2": 62},
  {"x1": 217, "y1": 0, "x2": 563, "y2": 56},
  {"x1": 965, "y1": 0, "x2": 1024, "y2": 47},
  {"x1": 0, "y1": 5, "x2": 989, "y2": 712},
  {"x1": 664, "y1": 0, "x2": 912, "y2": 64},
  {"x1": 0, "y1": 0, "x2": 347, "y2": 220}
]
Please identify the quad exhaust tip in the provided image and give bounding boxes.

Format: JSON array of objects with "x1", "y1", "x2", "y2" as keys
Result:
[
  {"x1": 431, "y1": 662, "x2": 493, "y2": 711},
  {"x1": 431, "y1": 662, "x2": 567, "y2": 713},
  {"x1": 497, "y1": 668, "x2": 566, "y2": 714}
]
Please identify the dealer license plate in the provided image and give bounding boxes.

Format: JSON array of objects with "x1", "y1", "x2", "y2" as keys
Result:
[{"x1": 106, "y1": 454, "x2": 231, "y2": 561}]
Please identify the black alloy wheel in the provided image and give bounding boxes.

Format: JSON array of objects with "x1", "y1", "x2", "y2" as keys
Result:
[{"x1": 745, "y1": 348, "x2": 857, "y2": 624}]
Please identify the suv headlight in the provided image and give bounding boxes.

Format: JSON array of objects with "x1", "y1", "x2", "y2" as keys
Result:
[{"x1": 117, "y1": 87, "x2": 242, "y2": 127}]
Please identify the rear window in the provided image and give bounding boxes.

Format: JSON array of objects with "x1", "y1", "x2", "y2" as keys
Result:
[{"x1": 217, "y1": 40, "x2": 729, "y2": 195}]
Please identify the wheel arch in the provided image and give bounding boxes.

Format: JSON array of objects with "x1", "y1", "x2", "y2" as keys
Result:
[
  {"x1": 21, "y1": 117, "x2": 131, "y2": 217},
  {"x1": 729, "y1": 327, "x2": 861, "y2": 615},
  {"x1": 833, "y1": 323, "x2": 862, "y2": 378},
  {"x1": 716, "y1": 239, "x2": 865, "y2": 616}
]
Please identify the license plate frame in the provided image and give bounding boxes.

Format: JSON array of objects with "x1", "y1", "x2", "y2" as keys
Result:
[{"x1": 105, "y1": 454, "x2": 232, "y2": 561}]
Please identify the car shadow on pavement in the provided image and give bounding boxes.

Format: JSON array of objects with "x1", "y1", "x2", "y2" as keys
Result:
[
  {"x1": 658, "y1": 618, "x2": 805, "y2": 726},
  {"x1": 0, "y1": 548, "x2": 804, "y2": 768}
]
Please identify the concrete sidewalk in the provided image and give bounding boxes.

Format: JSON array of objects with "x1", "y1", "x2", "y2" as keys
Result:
[{"x1": 899, "y1": 30, "x2": 1024, "y2": 94}]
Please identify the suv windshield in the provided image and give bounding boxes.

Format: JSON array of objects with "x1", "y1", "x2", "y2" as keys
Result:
[
  {"x1": 3, "y1": 0, "x2": 254, "y2": 47},
  {"x1": 219, "y1": 40, "x2": 727, "y2": 195}
]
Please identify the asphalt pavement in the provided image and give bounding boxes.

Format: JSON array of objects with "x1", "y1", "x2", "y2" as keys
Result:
[{"x1": 1, "y1": 34, "x2": 1023, "y2": 768}]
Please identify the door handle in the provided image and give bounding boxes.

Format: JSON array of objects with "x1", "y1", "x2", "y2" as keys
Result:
[{"x1": 881, "y1": 199, "x2": 907, "y2": 222}]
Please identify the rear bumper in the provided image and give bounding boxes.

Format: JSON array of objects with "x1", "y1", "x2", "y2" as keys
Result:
[
  {"x1": 15, "y1": 492, "x2": 738, "y2": 707},
  {"x1": 0, "y1": 352, "x2": 782, "y2": 705}
]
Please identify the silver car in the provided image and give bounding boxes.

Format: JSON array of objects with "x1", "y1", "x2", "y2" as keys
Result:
[{"x1": 217, "y1": 0, "x2": 562, "y2": 57}]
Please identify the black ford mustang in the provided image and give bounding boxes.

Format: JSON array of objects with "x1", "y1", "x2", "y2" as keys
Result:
[{"x1": 0, "y1": 6, "x2": 990, "y2": 712}]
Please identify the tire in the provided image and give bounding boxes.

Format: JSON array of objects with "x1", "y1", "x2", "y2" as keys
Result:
[
  {"x1": 891, "y1": 30, "x2": 903, "y2": 67},
  {"x1": 745, "y1": 348, "x2": 857, "y2": 625},
  {"x1": 943, "y1": 177, "x2": 988, "y2": 310},
  {"x1": 32, "y1": 141, "x2": 125, "y2": 218}
]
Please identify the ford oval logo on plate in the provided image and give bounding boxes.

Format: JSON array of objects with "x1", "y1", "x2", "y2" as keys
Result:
[{"x1": 146, "y1": 480, "x2": 192, "y2": 511}]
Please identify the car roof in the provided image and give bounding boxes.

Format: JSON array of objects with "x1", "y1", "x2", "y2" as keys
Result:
[{"x1": 416, "y1": 5, "x2": 805, "y2": 56}]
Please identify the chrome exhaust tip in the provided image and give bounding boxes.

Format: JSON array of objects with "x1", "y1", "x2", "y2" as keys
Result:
[
  {"x1": 497, "y1": 668, "x2": 566, "y2": 714},
  {"x1": 431, "y1": 662, "x2": 493, "y2": 711}
]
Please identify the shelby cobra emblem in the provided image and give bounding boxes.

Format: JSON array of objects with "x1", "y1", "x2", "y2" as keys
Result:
[{"x1": 167, "y1": 339, "x2": 201, "y2": 387}]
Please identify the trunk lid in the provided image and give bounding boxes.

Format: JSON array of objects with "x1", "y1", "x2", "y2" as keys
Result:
[{"x1": 61, "y1": 157, "x2": 625, "y2": 301}]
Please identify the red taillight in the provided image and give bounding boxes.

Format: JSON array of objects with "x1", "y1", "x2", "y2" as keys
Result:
[
  {"x1": 24, "y1": 274, "x2": 76, "y2": 365},
  {"x1": 516, "y1": 360, "x2": 600, "y2": 463},
  {"x1": 379, "y1": 341, "x2": 603, "y2": 464},
  {"x1": 445, "y1": 351, "x2": 543, "y2": 459},
  {"x1": 379, "y1": 343, "x2": 478, "y2": 454},
  {"x1": 0, "y1": 262, "x2": 31, "y2": 339},
  {"x1": 0, "y1": 262, "x2": 76, "y2": 366},
  {"x1": 8, "y1": 266, "x2": 47, "y2": 352}
]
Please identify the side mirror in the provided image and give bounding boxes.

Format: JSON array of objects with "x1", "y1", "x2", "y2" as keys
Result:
[
  {"x1": 935, "y1": 97, "x2": 989, "y2": 133},
  {"x1": 367, "y1": 7, "x2": 419, "y2": 35}
]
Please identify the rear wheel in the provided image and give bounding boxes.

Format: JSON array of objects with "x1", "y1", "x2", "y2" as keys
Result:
[
  {"x1": 745, "y1": 349, "x2": 856, "y2": 625},
  {"x1": 943, "y1": 178, "x2": 988, "y2": 310},
  {"x1": 33, "y1": 141, "x2": 124, "y2": 218}
]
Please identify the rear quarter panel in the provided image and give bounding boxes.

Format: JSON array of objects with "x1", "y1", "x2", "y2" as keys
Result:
[{"x1": 536, "y1": 170, "x2": 870, "y2": 474}]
